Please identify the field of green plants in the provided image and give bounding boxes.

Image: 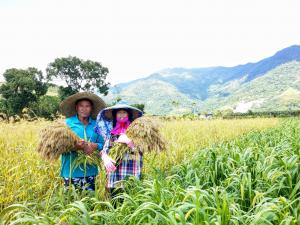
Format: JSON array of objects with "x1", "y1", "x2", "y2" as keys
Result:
[{"x1": 1, "y1": 118, "x2": 299, "y2": 224}]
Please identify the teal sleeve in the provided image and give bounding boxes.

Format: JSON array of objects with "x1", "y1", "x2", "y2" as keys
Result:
[
  {"x1": 97, "y1": 143, "x2": 103, "y2": 151},
  {"x1": 95, "y1": 134, "x2": 104, "y2": 151},
  {"x1": 65, "y1": 118, "x2": 72, "y2": 127}
]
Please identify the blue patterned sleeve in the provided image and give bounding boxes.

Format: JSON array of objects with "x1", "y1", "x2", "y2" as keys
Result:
[{"x1": 102, "y1": 138, "x2": 111, "y2": 154}]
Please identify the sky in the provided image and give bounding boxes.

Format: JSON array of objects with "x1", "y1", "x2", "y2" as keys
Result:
[{"x1": 0, "y1": 0, "x2": 299, "y2": 85}]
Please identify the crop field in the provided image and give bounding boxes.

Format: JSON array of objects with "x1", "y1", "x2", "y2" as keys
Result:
[{"x1": 1, "y1": 118, "x2": 299, "y2": 224}]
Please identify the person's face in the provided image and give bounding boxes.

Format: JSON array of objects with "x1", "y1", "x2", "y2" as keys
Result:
[
  {"x1": 76, "y1": 100, "x2": 93, "y2": 118},
  {"x1": 116, "y1": 109, "x2": 128, "y2": 120}
]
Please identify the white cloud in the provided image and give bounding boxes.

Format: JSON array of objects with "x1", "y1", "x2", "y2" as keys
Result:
[{"x1": 0, "y1": 0, "x2": 299, "y2": 84}]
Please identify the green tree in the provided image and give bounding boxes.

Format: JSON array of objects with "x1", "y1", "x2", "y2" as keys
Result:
[
  {"x1": 46, "y1": 56, "x2": 110, "y2": 100},
  {"x1": 29, "y1": 95, "x2": 60, "y2": 120},
  {"x1": 132, "y1": 103, "x2": 145, "y2": 113},
  {"x1": 0, "y1": 68, "x2": 48, "y2": 116}
]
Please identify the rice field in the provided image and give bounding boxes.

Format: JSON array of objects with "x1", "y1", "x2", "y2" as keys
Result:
[{"x1": 1, "y1": 117, "x2": 299, "y2": 224}]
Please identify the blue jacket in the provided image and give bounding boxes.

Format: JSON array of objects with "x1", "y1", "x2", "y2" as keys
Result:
[{"x1": 60, "y1": 115, "x2": 104, "y2": 178}]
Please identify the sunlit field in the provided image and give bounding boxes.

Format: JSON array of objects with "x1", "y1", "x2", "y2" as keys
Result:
[{"x1": 1, "y1": 117, "x2": 299, "y2": 224}]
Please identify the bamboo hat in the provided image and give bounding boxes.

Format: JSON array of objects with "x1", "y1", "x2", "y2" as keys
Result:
[
  {"x1": 60, "y1": 92, "x2": 106, "y2": 119},
  {"x1": 101, "y1": 100, "x2": 143, "y2": 120}
]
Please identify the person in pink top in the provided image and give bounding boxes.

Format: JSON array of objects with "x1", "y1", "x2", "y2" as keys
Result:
[{"x1": 94, "y1": 100, "x2": 143, "y2": 198}]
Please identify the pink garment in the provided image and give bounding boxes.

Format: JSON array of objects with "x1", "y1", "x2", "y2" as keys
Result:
[{"x1": 111, "y1": 116, "x2": 131, "y2": 135}]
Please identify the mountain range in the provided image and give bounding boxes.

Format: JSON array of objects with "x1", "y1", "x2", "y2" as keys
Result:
[{"x1": 104, "y1": 45, "x2": 300, "y2": 115}]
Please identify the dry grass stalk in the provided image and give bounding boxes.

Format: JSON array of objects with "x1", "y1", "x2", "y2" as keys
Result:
[
  {"x1": 109, "y1": 117, "x2": 166, "y2": 162},
  {"x1": 36, "y1": 123, "x2": 80, "y2": 161}
]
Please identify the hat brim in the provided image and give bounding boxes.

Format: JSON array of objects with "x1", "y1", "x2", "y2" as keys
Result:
[
  {"x1": 60, "y1": 92, "x2": 106, "y2": 119},
  {"x1": 103, "y1": 104, "x2": 143, "y2": 120}
]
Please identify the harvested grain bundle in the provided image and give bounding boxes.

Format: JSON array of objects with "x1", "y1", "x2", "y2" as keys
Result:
[
  {"x1": 109, "y1": 142, "x2": 131, "y2": 165},
  {"x1": 108, "y1": 117, "x2": 166, "y2": 162},
  {"x1": 127, "y1": 117, "x2": 166, "y2": 153},
  {"x1": 36, "y1": 123, "x2": 80, "y2": 161},
  {"x1": 73, "y1": 150, "x2": 103, "y2": 170}
]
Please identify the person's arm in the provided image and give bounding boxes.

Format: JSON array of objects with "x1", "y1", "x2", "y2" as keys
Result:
[
  {"x1": 97, "y1": 136, "x2": 116, "y2": 172},
  {"x1": 117, "y1": 134, "x2": 134, "y2": 148},
  {"x1": 95, "y1": 134, "x2": 104, "y2": 151},
  {"x1": 75, "y1": 140, "x2": 87, "y2": 150},
  {"x1": 82, "y1": 133, "x2": 104, "y2": 155},
  {"x1": 102, "y1": 138, "x2": 110, "y2": 154},
  {"x1": 65, "y1": 118, "x2": 86, "y2": 151}
]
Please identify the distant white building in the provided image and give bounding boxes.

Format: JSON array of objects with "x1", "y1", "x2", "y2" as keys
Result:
[
  {"x1": 234, "y1": 99, "x2": 264, "y2": 113},
  {"x1": 199, "y1": 113, "x2": 213, "y2": 120}
]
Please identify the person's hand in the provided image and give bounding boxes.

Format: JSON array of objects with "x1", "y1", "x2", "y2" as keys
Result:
[
  {"x1": 83, "y1": 143, "x2": 98, "y2": 155},
  {"x1": 101, "y1": 152, "x2": 116, "y2": 172},
  {"x1": 117, "y1": 134, "x2": 134, "y2": 148},
  {"x1": 75, "y1": 140, "x2": 87, "y2": 150}
]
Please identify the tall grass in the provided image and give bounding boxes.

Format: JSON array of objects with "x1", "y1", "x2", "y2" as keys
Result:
[
  {"x1": 147, "y1": 118, "x2": 278, "y2": 172},
  {"x1": 1, "y1": 117, "x2": 291, "y2": 224},
  {"x1": 0, "y1": 118, "x2": 277, "y2": 210}
]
